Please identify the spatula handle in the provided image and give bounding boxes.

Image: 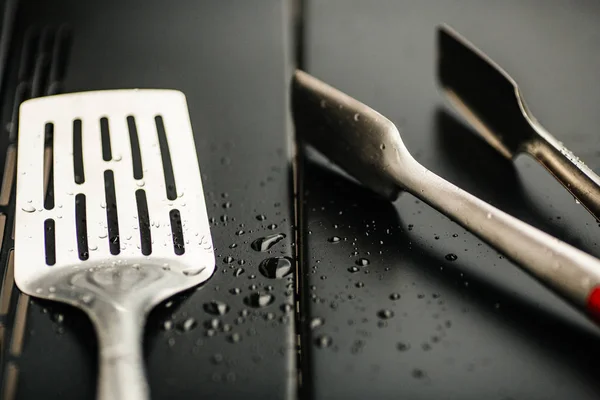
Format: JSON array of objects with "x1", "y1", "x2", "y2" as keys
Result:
[
  {"x1": 525, "y1": 135, "x2": 600, "y2": 222},
  {"x1": 404, "y1": 162, "x2": 600, "y2": 322},
  {"x1": 94, "y1": 305, "x2": 149, "y2": 400}
]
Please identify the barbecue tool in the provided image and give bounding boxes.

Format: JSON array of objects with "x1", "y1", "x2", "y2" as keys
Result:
[
  {"x1": 437, "y1": 24, "x2": 600, "y2": 221},
  {"x1": 14, "y1": 89, "x2": 215, "y2": 400},
  {"x1": 293, "y1": 70, "x2": 600, "y2": 325}
]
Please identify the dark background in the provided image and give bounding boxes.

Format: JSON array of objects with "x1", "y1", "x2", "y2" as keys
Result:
[
  {"x1": 300, "y1": 1, "x2": 600, "y2": 399},
  {"x1": 1, "y1": 1, "x2": 600, "y2": 399},
  {"x1": 0, "y1": 1, "x2": 295, "y2": 399}
]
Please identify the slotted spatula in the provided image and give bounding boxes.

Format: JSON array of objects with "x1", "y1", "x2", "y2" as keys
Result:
[{"x1": 14, "y1": 89, "x2": 215, "y2": 400}]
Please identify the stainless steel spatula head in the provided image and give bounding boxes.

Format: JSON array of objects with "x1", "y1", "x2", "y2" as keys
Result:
[
  {"x1": 15, "y1": 89, "x2": 214, "y2": 400},
  {"x1": 437, "y1": 24, "x2": 600, "y2": 221}
]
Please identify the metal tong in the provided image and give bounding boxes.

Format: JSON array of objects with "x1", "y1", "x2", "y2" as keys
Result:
[
  {"x1": 292, "y1": 70, "x2": 600, "y2": 325},
  {"x1": 437, "y1": 25, "x2": 600, "y2": 222}
]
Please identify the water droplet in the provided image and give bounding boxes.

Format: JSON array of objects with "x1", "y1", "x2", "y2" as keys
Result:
[
  {"x1": 251, "y1": 233, "x2": 286, "y2": 252},
  {"x1": 412, "y1": 369, "x2": 426, "y2": 379},
  {"x1": 89, "y1": 243, "x2": 98, "y2": 251},
  {"x1": 380, "y1": 143, "x2": 386, "y2": 150},
  {"x1": 205, "y1": 318, "x2": 221, "y2": 330},
  {"x1": 222, "y1": 201, "x2": 232, "y2": 208},
  {"x1": 310, "y1": 317, "x2": 324, "y2": 329},
  {"x1": 204, "y1": 301, "x2": 230, "y2": 316},
  {"x1": 233, "y1": 267, "x2": 245, "y2": 277},
  {"x1": 314, "y1": 335, "x2": 332, "y2": 348},
  {"x1": 114, "y1": 154, "x2": 122, "y2": 161},
  {"x1": 397, "y1": 342, "x2": 410, "y2": 351},
  {"x1": 177, "y1": 318, "x2": 197, "y2": 332},
  {"x1": 259, "y1": 257, "x2": 293, "y2": 279},
  {"x1": 389, "y1": 293, "x2": 401, "y2": 300},
  {"x1": 81, "y1": 293, "x2": 94, "y2": 304},
  {"x1": 445, "y1": 253, "x2": 458, "y2": 261},
  {"x1": 243, "y1": 292, "x2": 275, "y2": 308},
  {"x1": 163, "y1": 320, "x2": 174, "y2": 331},
  {"x1": 236, "y1": 230, "x2": 245, "y2": 236},
  {"x1": 378, "y1": 309, "x2": 394, "y2": 319},
  {"x1": 267, "y1": 223, "x2": 278, "y2": 230},
  {"x1": 211, "y1": 353, "x2": 223, "y2": 364},
  {"x1": 228, "y1": 332, "x2": 241, "y2": 343},
  {"x1": 280, "y1": 303, "x2": 293, "y2": 313},
  {"x1": 21, "y1": 204, "x2": 35, "y2": 213},
  {"x1": 230, "y1": 287, "x2": 241, "y2": 295},
  {"x1": 223, "y1": 256, "x2": 234, "y2": 264},
  {"x1": 486, "y1": 212, "x2": 492, "y2": 219},
  {"x1": 183, "y1": 267, "x2": 205, "y2": 276},
  {"x1": 355, "y1": 258, "x2": 370, "y2": 266},
  {"x1": 265, "y1": 312, "x2": 275, "y2": 321},
  {"x1": 256, "y1": 214, "x2": 266, "y2": 221},
  {"x1": 347, "y1": 266, "x2": 359, "y2": 273},
  {"x1": 35, "y1": 288, "x2": 43, "y2": 294},
  {"x1": 355, "y1": 282, "x2": 364, "y2": 288},
  {"x1": 353, "y1": 113, "x2": 360, "y2": 121},
  {"x1": 328, "y1": 236, "x2": 341, "y2": 243},
  {"x1": 52, "y1": 313, "x2": 64, "y2": 324},
  {"x1": 136, "y1": 179, "x2": 145, "y2": 187}
]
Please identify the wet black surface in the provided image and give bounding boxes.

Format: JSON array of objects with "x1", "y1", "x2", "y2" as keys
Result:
[
  {"x1": 301, "y1": 1, "x2": 600, "y2": 399},
  {"x1": 3, "y1": 1, "x2": 600, "y2": 399},
  {"x1": 0, "y1": 1, "x2": 295, "y2": 399}
]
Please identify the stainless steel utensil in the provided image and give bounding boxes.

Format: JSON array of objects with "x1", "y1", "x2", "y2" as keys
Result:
[
  {"x1": 437, "y1": 24, "x2": 600, "y2": 221},
  {"x1": 14, "y1": 89, "x2": 215, "y2": 400},
  {"x1": 292, "y1": 70, "x2": 600, "y2": 325}
]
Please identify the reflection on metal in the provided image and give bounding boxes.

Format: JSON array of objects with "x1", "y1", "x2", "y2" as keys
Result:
[
  {"x1": 0, "y1": 322, "x2": 4, "y2": 363},
  {"x1": 0, "y1": 145, "x2": 16, "y2": 205},
  {"x1": 0, "y1": 249, "x2": 13, "y2": 315},
  {"x1": 43, "y1": 146, "x2": 52, "y2": 195},
  {"x1": 9, "y1": 293, "x2": 29, "y2": 356},
  {"x1": 2, "y1": 362, "x2": 18, "y2": 400}
]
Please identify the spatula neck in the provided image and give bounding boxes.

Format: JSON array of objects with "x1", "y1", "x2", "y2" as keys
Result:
[{"x1": 93, "y1": 302, "x2": 149, "y2": 400}]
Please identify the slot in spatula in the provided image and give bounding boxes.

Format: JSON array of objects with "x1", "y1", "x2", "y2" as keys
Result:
[{"x1": 14, "y1": 89, "x2": 215, "y2": 400}]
